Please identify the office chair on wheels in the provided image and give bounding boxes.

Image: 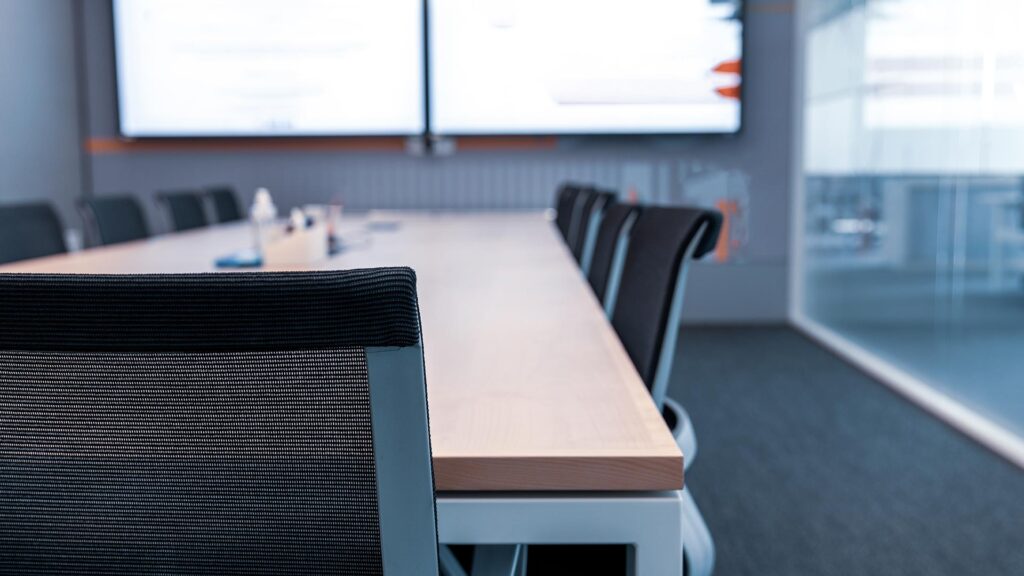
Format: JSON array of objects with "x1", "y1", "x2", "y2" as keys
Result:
[{"x1": 605, "y1": 205, "x2": 722, "y2": 576}]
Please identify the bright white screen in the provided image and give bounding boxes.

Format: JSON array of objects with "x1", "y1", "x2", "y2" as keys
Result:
[
  {"x1": 429, "y1": 0, "x2": 743, "y2": 135},
  {"x1": 114, "y1": 0, "x2": 425, "y2": 136}
]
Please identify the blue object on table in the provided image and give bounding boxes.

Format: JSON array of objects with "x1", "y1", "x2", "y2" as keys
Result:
[{"x1": 214, "y1": 248, "x2": 263, "y2": 268}]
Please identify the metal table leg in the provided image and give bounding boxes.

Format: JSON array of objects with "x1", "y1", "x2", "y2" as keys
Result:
[{"x1": 437, "y1": 491, "x2": 684, "y2": 576}]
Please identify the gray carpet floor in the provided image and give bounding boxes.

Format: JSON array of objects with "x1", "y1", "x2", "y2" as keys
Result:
[
  {"x1": 671, "y1": 327, "x2": 1024, "y2": 576},
  {"x1": 806, "y1": 266, "x2": 1024, "y2": 438}
]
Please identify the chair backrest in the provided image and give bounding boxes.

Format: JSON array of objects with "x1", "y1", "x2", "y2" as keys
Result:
[
  {"x1": 554, "y1": 183, "x2": 582, "y2": 243},
  {"x1": 573, "y1": 189, "x2": 616, "y2": 271},
  {"x1": 610, "y1": 206, "x2": 722, "y2": 408},
  {"x1": 80, "y1": 194, "x2": 151, "y2": 246},
  {"x1": 206, "y1": 185, "x2": 244, "y2": 223},
  {"x1": 0, "y1": 269, "x2": 438, "y2": 575},
  {"x1": 0, "y1": 202, "x2": 67, "y2": 265},
  {"x1": 565, "y1": 187, "x2": 595, "y2": 256},
  {"x1": 587, "y1": 203, "x2": 641, "y2": 312},
  {"x1": 159, "y1": 190, "x2": 210, "y2": 231}
]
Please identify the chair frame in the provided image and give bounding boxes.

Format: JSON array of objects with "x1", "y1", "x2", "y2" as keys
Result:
[
  {"x1": 649, "y1": 222, "x2": 710, "y2": 409},
  {"x1": 367, "y1": 344, "x2": 441, "y2": 575},
  {"x1": 77, "y1": 200, "x2": 99, "y2": 247}
]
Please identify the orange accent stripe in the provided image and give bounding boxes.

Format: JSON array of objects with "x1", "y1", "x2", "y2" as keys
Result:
[
  {"x1": 85, "y1": 137, "x2": 408, "y2": 154},
  {"x1": 715, "y1": 85, "x2": 741, "y2": 100},
  {"x1": 713, "y1": 60, "x2": 742, "y2": 75},
  {"x1": 714, "y1": 199, "x2": 739, "y2": 263},
  {"x1": 453, "y1": 136, "x2": 558, "y2": 151}
]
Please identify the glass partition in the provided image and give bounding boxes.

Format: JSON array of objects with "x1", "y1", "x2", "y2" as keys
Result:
[{"x1": 794, "y1": 0, "x2": 1024, "y2": 445}]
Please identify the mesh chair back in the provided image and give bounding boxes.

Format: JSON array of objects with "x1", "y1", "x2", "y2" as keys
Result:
[
  {"x1": 565, "y1": 187, "x2": 594, "y2": 256},
  {"x1": 0, "y1": 269, "x2": 437, "y2": 575},
  {"x1": 0, "y1": 202, "x2": 66, "y2": 264},
  {"x1": 159, "y1": 190, "x2": 209, "y2": 231},
  {"x1": 554, "y1": 183, "x2": 582, "y2": 243},
  {"x1": 587, "y1": 203, "x2": 640, "y2": 307},
  {"x1": 206, "y1": 185, "x2": 244, "y2": 223},
  {"x1": 610, "y1": 207, "x2": 721, "y2": 406},
  {"x1": 572, "y1": 190, "x2": 615, "y2": 267},
  {"x1": 81, "y1": 195, "x2": 150, "y2": 246}
]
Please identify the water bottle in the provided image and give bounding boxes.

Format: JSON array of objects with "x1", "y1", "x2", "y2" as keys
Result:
[{"x1": 250, "y1": 188, "x2": 278, "y2": 254}]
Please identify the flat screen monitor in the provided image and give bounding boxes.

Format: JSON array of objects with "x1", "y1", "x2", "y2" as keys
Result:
[
  {"x1": 113, "y1": 0, "x2": 426, "y2": 137},
  {"x1": 428, "y1": 0, "x2": 744, "y2": 135}
]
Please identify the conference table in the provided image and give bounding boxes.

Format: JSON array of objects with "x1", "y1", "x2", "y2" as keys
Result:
[{"x1": 1, "y1": 212, "x2": 685, "y2": 574}]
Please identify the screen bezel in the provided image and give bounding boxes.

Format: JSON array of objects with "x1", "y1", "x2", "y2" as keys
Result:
[
  {"x1": 111, "y1": 0, "x2": 745, "y2": 140},
  {"x1": 424, "y1": 0, "x2": 746, "y2": 138}
]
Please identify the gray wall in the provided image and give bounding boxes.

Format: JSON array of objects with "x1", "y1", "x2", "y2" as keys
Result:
[
  {"x1": 0, "y1": 0, "x2": 83, "y2": 232},
  {"x1": 77, "y1": 0, "x2": 793, "y2": 322}
]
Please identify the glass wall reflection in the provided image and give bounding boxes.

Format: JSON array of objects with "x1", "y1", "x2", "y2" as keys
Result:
[{"x1": 797, "y1": 0, "x2": 1024, "y2": 437}]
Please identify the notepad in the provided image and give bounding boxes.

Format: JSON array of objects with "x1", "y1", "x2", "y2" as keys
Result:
[{"x1": 214, "y1": 249, "x2": 263, "y2": 268}]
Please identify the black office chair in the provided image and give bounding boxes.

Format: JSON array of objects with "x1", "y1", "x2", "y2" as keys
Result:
[
  {"x1": 565, "y1": 186, "x2": 595, "y2": 257},
  {"x1": 608, "y1": 205, "x2": 721, "y2": 576},
  {"x1": 0, "y1": 269, "x2": 438, "y2": 575},
  {"x1": 205, "y1": 185, "x2": 244, "y2": 223},
  {"x1": 158, "y1": 190, "x2": 209, "y2": 232},
  {"x1": 611, "y1": 206, "x2": 721, "y2": 401},
  {"x1": 0, "y1": 202, "x2": 67, "y2": 265},
  {"x1": 554, "y1": 183, "x2": 583, "y2": 243},
  {"x1": 514, "y1": 207, "x2": 723, "y2": 576},
  {"x1": 586, "y1": 203, "x2": 641, "y2": 310},
  {"x1": 80, "y1": 194, "x2": 151, "y2": 246},
  {"x1": 570, "y1": 189, "x2": 615, "y2": 271}
]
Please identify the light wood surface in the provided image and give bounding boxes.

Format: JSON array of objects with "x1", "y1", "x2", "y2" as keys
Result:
[{"x1": 0, "y1": 213, "x2": 683, "y2": 491}]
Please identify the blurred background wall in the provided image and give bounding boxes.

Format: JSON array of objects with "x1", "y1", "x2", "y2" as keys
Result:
[
  {"x1": 3, "y1": 0, "x2": 795, "y2": 323},
  {"x1": 0, "y1": 0, "x2": 84, "y2": 231}
]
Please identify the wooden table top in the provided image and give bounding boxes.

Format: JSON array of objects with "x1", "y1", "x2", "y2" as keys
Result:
[{"x1": 0, "y1": 212, "x2": 683, "y2": 492}]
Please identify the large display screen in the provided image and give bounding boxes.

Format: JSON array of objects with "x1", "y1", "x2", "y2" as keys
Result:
[
  {"x1": 113, "y1": 0, "x2": 426, "y2": 137},
  {"x1": 428, "y1": 0, "x2": 744, "y2": 135}
]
